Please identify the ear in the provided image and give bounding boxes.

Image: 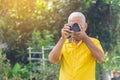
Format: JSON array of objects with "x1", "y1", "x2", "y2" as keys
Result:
[{"x1": 84, "y1": 23, "x2": 88, "y2": 31}]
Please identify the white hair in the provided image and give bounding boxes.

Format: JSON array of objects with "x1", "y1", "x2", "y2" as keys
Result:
[{"x1": 68, "y1": 12, "x2": 86, "y2": 26}]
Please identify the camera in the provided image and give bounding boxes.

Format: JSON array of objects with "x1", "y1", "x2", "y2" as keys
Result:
[{"x1": 69, "y1": 23, "x2": 80, "y2": 32}]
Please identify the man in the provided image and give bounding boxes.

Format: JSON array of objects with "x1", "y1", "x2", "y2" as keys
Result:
[
  {"x1": 111, "y1": 70, "x2": 120, "y2": 80},
  {"x1": 48, "y1": 12, "x2": 105, "y2": 80}
]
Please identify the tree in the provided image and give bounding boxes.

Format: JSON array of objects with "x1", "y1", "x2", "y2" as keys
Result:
[{"x1": 0, "y1": 0, "x2": 120, "y2": 79}]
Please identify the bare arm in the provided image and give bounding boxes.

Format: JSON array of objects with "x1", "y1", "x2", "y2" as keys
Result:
[
  {"x1": 48, "y1": 24, "x2": 72, "y2": 64},
  {"x1": 83, "y1": 35, "x2": 105, "y2": 63},
  {"x1": 77, "y1": 23, "x2": 105, "y2": 63},
  {"x1": 48, "y1": 37, "x2": 65, "y2": 64}
]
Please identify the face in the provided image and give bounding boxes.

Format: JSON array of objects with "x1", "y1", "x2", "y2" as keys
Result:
[
  {"x1": 68, "y1": 17, "x2": 83, "y2": 27},
  {"x1": 114, "y1": 73, "x2": 119, "y2": 78},
  {"x1": 68, "y1": 17, "x2": 86, "y2": 41}
]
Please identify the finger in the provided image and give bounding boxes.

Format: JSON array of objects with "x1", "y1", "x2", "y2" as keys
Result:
[
  {"x1": 63, "y1": 26, "x2": 72, "y2": 33},
  {"x1": 79, "y1": 24, "x2": 85, "y2": 31},
  {"x1": 66, "y1": 29, "x2": 73, "y2": 34},
  {"x1": 62, "y1": 30, "x2": 71, "y2": 38},
  {"x1": 64, "y1": 24, "x2": 71, "y2": 30},
  {"x1": 61, "y1": 30, "x2": 70, "y2": 37},
  {"x1": 64, "y1": 31, "x2": 70, "y2": 35},
  {"x1": 79, "y1": 24, "x2": 83, "y2": 31},
  {"x1": 63, "y1": 27, "x2": 72, "y2": 34}
]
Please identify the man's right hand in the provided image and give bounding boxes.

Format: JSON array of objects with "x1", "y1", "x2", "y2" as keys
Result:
[
  {"x1": 61, "y1": 24, "x2": 73, "y2": 40},
  {"x1": 49, "y1": 24, "x2": 72, "y2": 64}
]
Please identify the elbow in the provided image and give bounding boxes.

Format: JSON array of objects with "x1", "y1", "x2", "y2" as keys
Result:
[
  {"x1": 97, "y1": 50, "x2": 105, "y2": 64},
  {"x1": 48, "y1": 57, "x2": 55, "y2": 64},
  {"x1": 98, "y1": 56, "x2": 105, "y2": 64},
  {"x1": 48, "y1": 56, "x2": 58, "y2": 64}
]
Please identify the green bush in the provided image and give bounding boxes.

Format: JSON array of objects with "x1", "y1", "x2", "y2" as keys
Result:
[
  {"x1": 26, "y1": 29, "x2": 55, "y2": 50},
  {"x1": 0, "y1": 50, "x2": 10, "y2": 80}
]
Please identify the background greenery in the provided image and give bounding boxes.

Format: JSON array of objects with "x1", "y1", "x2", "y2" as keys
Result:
[{"x1": 0, "y1": 0, "x2": 120, "y2": 80}]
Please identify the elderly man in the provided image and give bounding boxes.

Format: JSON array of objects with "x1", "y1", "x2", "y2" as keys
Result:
[{"x1": 48, "y1": 12, "x2": 105, "y2": 80}]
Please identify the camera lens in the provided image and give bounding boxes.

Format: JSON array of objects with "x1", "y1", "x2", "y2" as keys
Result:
[{"x1": 72, "y1": 23, "x2": 80, "y2": 32}]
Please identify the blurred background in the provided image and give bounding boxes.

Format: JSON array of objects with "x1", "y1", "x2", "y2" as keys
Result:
[{"x1": 0, "y1": 0, "x2": 120, "y2": 80}]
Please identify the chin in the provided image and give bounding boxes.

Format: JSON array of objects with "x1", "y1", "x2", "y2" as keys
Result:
[
  {"x1": 72, "y1": 37, "x2": 81, "y2": 41},
  {"x1": 75, "y1": 39, "x2": 81, "y2": 41}
]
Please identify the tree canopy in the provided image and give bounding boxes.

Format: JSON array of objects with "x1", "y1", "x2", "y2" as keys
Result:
[{"x1": 0, "y1": 0, "x2": 120, "y2": 72}]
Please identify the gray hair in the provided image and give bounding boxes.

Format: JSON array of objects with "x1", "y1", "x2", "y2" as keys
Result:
[{"x1": 68, "y1": 12, "x2": 86, "y2": 26}]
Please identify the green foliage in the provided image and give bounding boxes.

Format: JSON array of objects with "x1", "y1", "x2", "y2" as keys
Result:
[
  {"x1": 0, "y1": 0, "x2": 120, "y2": 79},
  {"x1": 86, "y1": 0, "x2": 116, "y2": 50},
  {"x1": 26, "y1": 29, "x2": 54, "y2": 50},
  {"x1": 27, "y1": 62, "x2": 60, "y2": 80},
  {"x1": 0, "y1": 0, "x2": 57, "y2": 64},
  {"x1": 44, "y1": 63, "x2": 60, "y2": 80},
  {"x1": 7, "y1": 62, "x2": 59, "y2": 80},
  {"x1": 7, "y1": 63, "x2": 29, "y2": 79},
  {"x1": 103, "y1": 41, "x2": 120, "y2": 70},
  {"x1": 0, "y1": 50, "x2": 29, "y2": 79},
  {"x1": 0, "y1": 50, "x2": 10, "y2": 80}
]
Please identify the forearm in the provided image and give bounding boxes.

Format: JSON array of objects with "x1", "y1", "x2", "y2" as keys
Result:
[
  {"x1": 83, "y1": 36, "x2": 105, "y2": 63},
  {"x1": 48, "y1": 37, "x2": 65, "y2": 64}
]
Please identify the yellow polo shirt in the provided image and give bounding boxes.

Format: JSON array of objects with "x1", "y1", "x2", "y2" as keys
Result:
[{"x1": 58, "y1": 38, "x2": 103, "y2": 80}]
